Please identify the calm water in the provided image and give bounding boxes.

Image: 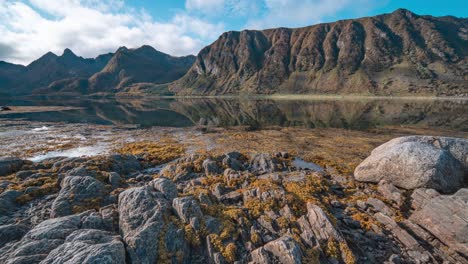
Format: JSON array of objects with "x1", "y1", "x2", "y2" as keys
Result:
[{"x1": 0, "y1": 97, "x2": 467, "y2": 131}]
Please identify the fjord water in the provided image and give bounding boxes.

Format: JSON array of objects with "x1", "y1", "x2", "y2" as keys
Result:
[{"x1": 1, "y1": 97, "x2": 467, "y2": 131}]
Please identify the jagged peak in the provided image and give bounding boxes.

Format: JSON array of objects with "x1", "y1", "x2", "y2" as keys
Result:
[{"x1": 62, "y1": 48, "x2": 77, "y2": 57}]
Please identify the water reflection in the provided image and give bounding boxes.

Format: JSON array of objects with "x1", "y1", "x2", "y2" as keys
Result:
[{"x1": 0, "y1": 97, "x2": 466, "y2": 131}]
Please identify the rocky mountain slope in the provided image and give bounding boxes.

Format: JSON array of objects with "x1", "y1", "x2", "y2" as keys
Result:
[
  {"x1": 0, "y1": 135, "x2": 466, "y2": 263},
  {"x1": 170, "y1": 9, "x2": 468, "y2": 96}
]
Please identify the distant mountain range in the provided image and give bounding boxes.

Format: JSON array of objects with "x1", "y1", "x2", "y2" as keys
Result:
[
  {"x1": 0, "y1": 46, "x2": 195, "y2": 96},
  {"x1": 0, "y1": 9, "x2": 466, "y2": 97}
]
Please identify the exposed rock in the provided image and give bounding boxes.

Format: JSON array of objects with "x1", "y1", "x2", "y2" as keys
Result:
[
  {"x1": 151, "y1": 177, "x2": 178, "y2": 201},
  {"x1": 51, "y1": 176, "x2": 107, "y2": 218},
  {"x1": 366, "y1": 198, "x2": 394, "y2": 216},
  {"x1": 40, "y1": 229, "x2": 126, "y2": 264},
  {"x1": 172, "y1": 196, "x2": 203, "y2": 229},
  {"x1": 222, "y1": 154, "x2": 244, "y2": 171},
  {"x1": 250, "y1": 235, "x2": 302, "y2": 264},
  {"x1": 410, "y1": 188, "x2": 468, "y2": 256},
  {"x1": 410, "y1": 188, "x2": 440, "y2": 210},
  {"x1": 0, "y1": 224, "x2": 29, "y2": 248},
  {"x1": 250, "y1": 154, "x2": 278, "y2": 174},
  {"x1": 0, "y1": 190, "x2": 21, "y2": 215},
  {"x1": 203, "y1": 159, "x2": 220, "y2": 176},
  {"x1": 0, "y1": 157, "x2": 24, "y2": 177},
  {"x1": 108, "y1": 172, "x2": 120, "y2": 189},
  {"x1": 118, "y1": 186, "x2": 170, "y2": 264},
  {"x1": 355, "y1": 136, "x2": 467, "y2": 193},
  {"x1": 15, "y1": 171, "x2": 34, "y2": 181},
  {"x1": 378, "y1": 180, "x2": 403, "y2": 205},
  {"x1": 304, "y1": 203, "x2": 344, "y2": 242}
]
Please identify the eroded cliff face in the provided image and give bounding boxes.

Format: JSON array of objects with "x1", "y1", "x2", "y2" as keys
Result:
[{"x1": 170, "y1": 9, "x2": 467, "y2": 96}]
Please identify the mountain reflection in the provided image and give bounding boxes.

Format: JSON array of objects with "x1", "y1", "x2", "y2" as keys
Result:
[{"x1": 1, "y1": 97, "x2": 466, "y2": 131}]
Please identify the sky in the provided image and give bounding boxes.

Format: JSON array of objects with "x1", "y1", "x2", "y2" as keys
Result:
[{"x1": 0, "y1": 0, "x2": 466, "y2": 65}]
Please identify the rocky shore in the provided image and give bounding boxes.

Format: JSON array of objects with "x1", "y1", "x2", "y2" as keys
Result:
[{"x1": 0, "y1": 135, "x2": 466, "y2": 264}]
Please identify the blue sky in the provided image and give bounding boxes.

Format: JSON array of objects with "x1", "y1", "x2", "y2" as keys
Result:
[{"x1": 0, "y1": 0, "x2": 466, "y2": 65}]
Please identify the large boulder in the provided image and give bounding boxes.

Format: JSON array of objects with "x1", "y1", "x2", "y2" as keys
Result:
[
  {"x1": 0, "y1": 157, "x2": 24, "y2": 177},
  {"x1": 51, "y1": 176, "x2": 107, "y2": 218},
  {"x1": 410, "y1": 188, "x2": 468, "y2": 256},
  {"x1": 118, "y1": 186, "x2": 170, "y2": 264},
  {"x1": 354, "y1": 136, "x2": 467, "y2": 193}
]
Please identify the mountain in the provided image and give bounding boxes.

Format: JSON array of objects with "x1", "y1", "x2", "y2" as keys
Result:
[
  {"x1": 0, "y1": 46, "x2": 195, "y2": 96},
  {"x1": 170, "y1": 9, "x2": 468, "y2": 96},
  {"x1": 0, "y1": 62, "x2": 26, "y2": 96},
  {"x1": 0, "y1": 49, "x2": 113, "y2": 95},
  {"x1": 43, "y1": 46, "x2": 195, "y2": 95}
]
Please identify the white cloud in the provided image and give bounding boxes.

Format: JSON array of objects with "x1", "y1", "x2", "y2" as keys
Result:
[{"x1": 0, "y1": 0, "x2": 225, "y2": 65}]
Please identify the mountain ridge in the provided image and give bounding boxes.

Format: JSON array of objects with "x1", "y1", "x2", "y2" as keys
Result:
[
  {"x1": 0, "y1": 46, "x2": 195, "y2": 96},
  {"x1": 170, "y1": 9, "x2": 467, "y2": 96}
]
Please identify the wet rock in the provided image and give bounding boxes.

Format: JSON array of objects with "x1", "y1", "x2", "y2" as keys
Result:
[
  {"x1": 51, "y1": 176, "x2": 107, "y2": 218},
  {"x1": 410, "y1": 188, "x2": 468, "y2": 256},
  {"x1": 0, "y1": 224, "x2": 29, "y2": 248},
  {"x1": 250, "y1": 235, "x2": 302, "y2": 264},
  {"x1": 40, "y1": 229, "x2": 126, "y2": 264},
  {"x1": 151, "y1": 177, "x2": 178, "y2": 201},
  {"x1": 172, "y1": 196, "x2": 203, "y2": 229},
  {"x1": 354, "y1": 136, "x2": 467, "y2": 193},
  {"x1": 118, "y1": 186, "x2": 170, "y2": 264},
  {"x1": 0, "y1": 157, "x2": 24, "y2": 177},
  {"x1": 203, "y1": 159, "x2": 220, "y2": 176},
  {"x1": 250, "y1": 153, "x2": 278, "y2": 174}
]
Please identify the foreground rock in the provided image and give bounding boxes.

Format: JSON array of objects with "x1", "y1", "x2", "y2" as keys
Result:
[
  {"x1": 354, "y1": 136, "x2": 467, "y2": 193},
  {"x1": 0, "y1": 210, "x2": 123, "y2": 264},
  {"x1": 2, "y1": 146, "x2": 467, "y2": 264},
  {"x1": 0, "y1": 157, "x2": 24, "y2": 177},
  {"x1": 410, "y1": 188, "x2": 468, "y2": 257},
  {"x1": 51, "y1": 176, "x2": 107, "y2": 218}
]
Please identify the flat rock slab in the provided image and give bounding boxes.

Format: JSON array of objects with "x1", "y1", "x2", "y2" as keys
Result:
[{"x1": 410, "y1": 188, "x2": 468, "y2": 256}]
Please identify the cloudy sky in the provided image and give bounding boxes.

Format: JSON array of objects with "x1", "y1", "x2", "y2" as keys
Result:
[{"x1": 0, "y1": 0, "x2": 466, "y2": 65}]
